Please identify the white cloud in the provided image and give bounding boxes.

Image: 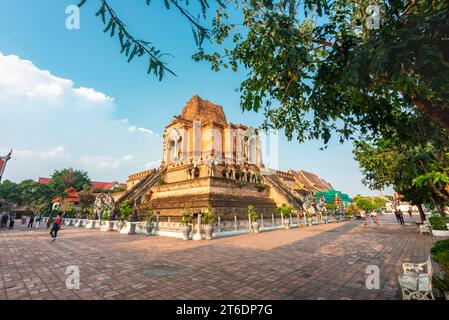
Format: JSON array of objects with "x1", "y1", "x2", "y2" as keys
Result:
[
  {"x1": 0, "y1": 52, "x2": 162, "y2": 182},
  {"x1": 74, "y1": 87, "x2": 113, "y2": 102},
  {"x1": 144, "y1": 160, "x2": 161, "y2": 169},
  {"x1": 79, "y1": 154, "x2": 134, "y2": 171},
  {"x1": 13, "y1": 146, "x2": 68, "y2": 159},
  {"x1": 138, "y1": 127, "x2": 152, "y2": 134},
  {"x1": 0, "y1": 53, "x2": 112, "y2": 103}
]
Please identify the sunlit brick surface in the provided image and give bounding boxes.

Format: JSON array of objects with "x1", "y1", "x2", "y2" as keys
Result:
[{"x1": 0, "y1": 215, "x2": 439, "y2": 300}]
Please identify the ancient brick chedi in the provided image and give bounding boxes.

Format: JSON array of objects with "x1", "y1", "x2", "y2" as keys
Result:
[{"x1": 120, "y1": 95, "x2": 334, "y2": 219}]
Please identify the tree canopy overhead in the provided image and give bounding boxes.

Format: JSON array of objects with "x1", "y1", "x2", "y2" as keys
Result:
[{"x1": 80, "y1": 0, "x2": 449, "y2": 144}]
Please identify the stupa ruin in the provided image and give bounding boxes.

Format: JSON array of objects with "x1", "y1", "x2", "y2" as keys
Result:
[{"x1": 114, "y1": 96, "x2": 336, "y2": 219}]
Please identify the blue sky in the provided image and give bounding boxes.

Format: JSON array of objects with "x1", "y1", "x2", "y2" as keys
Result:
[{"x1": 0, "y1": 0, "x2": 389, "y2": 196}]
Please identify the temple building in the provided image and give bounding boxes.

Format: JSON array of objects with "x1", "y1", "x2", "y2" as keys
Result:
[{"x1": 116, "y1": 96, "x2": 343, "y2": 219}]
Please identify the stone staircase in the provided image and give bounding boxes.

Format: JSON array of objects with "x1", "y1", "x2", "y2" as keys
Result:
[
  {"x1": 112, "y1": 167, "x2": 166, "y2": 217},
  {"x1": 264, "y1": 174, "x2": 304, "y2": 213}
]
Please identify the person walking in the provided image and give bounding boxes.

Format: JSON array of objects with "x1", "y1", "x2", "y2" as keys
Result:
[
  {"x1": 370, "y1": 210, "x2": 379, "y2": 225},
  {"x1": 394, "y1": 209, "x2": 401, "y2": 224},
  {"x1": 8, "y1": 213, "x2": 16, "y2": 229},
  {"x1": 398, "y1": 209, "x2": 405, "y2": 225},
  {"x1": 360, "y1": 209, "x2": 367, "y2": 226},
  {"x1": 27, "y1": 213, "x2": 35, "y2": 228},
  {"x1": 1, "y1": 213, "x2": 8, "y2": 228},
  {"x1": 50, "y1": 213, "x2": 63, "y2": 241},
  {"x1": 408, "y1": 206, "x2": 413, "y2": 218},
  {"x1": 34, "y1": 214, "x2": 41, "y2": 228}
]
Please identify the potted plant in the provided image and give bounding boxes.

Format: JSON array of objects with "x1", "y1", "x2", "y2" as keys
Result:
[
  {"x1": 117, "y1": 200, "x2": 132, "y2": 230},
  {"x1": 85, "y1": 207, "x2": 97, "y2": 228},
  {"x1": 201, "y1": 205, "x2": 216, "y2": 240},
  {"x1": 247, "y1": 205, "x2": 260, "y2": 233},
  {"x1": 100, "y1": 208, "x2": 116, "y2": 231},
  {"x1": 275, "y1": 204, "x2": 293, "y2": 229},
  {"x1": 181, "y1": 209, "x2": 193, "y2": 240},
  {"x1": 145, "y1": 208, "x2": 154, "y2": 236}
]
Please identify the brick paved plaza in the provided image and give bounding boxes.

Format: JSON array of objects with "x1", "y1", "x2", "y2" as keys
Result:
[{"x1": 0, "y1": 215, "x2": 440, "y2": 300}]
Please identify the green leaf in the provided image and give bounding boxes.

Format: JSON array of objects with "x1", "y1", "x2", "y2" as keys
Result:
[
  {"x1": 128, "y1": 45, "x2": 138, "y2": 62},
  {"x1": 103, "y1": 19, "x2": 113, "y2": 33}
]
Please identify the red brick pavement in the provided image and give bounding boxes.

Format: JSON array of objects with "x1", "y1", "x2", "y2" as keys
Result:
[{"x1": 0, "y1": 215, "x2": 442, "y2": 300}]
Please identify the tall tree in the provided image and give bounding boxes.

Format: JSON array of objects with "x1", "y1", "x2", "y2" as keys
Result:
[
  {"x1": 78, "y1": 185, "x2": 96, "y2": 214},
  {"x1": 0, "y1": 180, "x2": 21, "y2": 203},
  {"x1": 50, "y1": 168, "x2": 91, "y2": 194},
  {"x1": 354, "y1": 117, "x2": 449, "y2": 218}
]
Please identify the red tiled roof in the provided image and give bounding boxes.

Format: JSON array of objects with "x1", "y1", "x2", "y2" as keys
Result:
[
  {"x1": 39, "y1": 178, "x2": 124, "y2": 191},
  {"x1": 38, "y1": 177, "x2": 52, "y2": 184},
  {"x1": 288, "y1": 169, "x2": 334, "y2": 193},
  {"x1": 51, "y1": 187, "x2": 80, "y2": 204}
]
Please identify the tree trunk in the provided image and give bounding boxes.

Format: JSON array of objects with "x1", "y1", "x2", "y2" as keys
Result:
[
  {"x1": 413, "y1": 98, "x2": 449, "y2": 131},
  {"x1": 438, "y1": 204, "x2": 447, "y2": 217},
  {"x1": 416, "y1": 204, "x2": 426, "y2": 222}
]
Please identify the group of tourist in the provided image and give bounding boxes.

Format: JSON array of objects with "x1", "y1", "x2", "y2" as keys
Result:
[
  {"x1": 0, "y1": 212, "x2": 15, "y2": 229},
  {"x1": 0, "y1": 211, "x2": 62, "y2": 241},
  {"x1": 394, "y1": 207, "x2": 413, "y2": 225},
  {"x1": 394, "y1": 209, "x2": 405, "y2": 225},
  {"x1": 25, "y1": 213, "x2": 42, "y2": 228},
  {"x1": 359, "y1": 209, "x2": 380, "y2": 225}
]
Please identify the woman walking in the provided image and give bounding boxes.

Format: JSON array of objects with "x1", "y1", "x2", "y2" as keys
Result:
[
  {"x1": 370, "y1": 210, "x2": 379, "y2": 225},
  {"x1": 360, "y1": 209, "x2": 367, "y2": 226},
  {"x1": 34, "y1": 214, "x2": 41, "y2": 228},
  {"x1": 50, "y1": 213, "x2": 63, "y2": 241}
]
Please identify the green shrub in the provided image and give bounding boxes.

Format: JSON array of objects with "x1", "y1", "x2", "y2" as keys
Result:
[
  {"x1": 255, "y1": 182, "x2": 266, "y2": 192},
  {"x1": 432, "y1": 276, "x2": 449, "y2": 292},
  {"x1": 101, "y1": 208, "x2": 109, "y2": 221},
  {"x1": 431, "y1": 239, "x2": 449, "y2": 256},
  {"x1": 181, "y1": 209, "x2": 193, "y2": 226},
  {"x1": 145, "y1": 207, "x2": 154, "y2": 223},
  {"x1": 118, "y1": 200, "x2": 132, "y2": 222},
  {"x1": 202, "y1": 205, "x2": 216, "y2": 225},
  {"x1": 248, "y1": 205, "x2": 258, "y2": 222},
  {"x1": 429, "y1": 216, "x2": 449, "y2": 230},
  {"x1": 275, "y1": 203, "x2": 293, "y2": 217},
  {"x1": 431, "y1": 239, "x2": 449, "y2": 292}
]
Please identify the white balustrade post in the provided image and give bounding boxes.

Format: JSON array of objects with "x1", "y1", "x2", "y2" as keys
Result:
[
  {"x1": 234, "y1": 215, "x2": 237, "y2": 231},
  {"x1": 261, "y1": 214, "x2": 264, "y2": 228},
  {"x1": 193, "y1": 213, "x2": 203, "y2": 240},
  {"x1": 272, "y1": 214, "x2": 275, "y2": 226}
]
